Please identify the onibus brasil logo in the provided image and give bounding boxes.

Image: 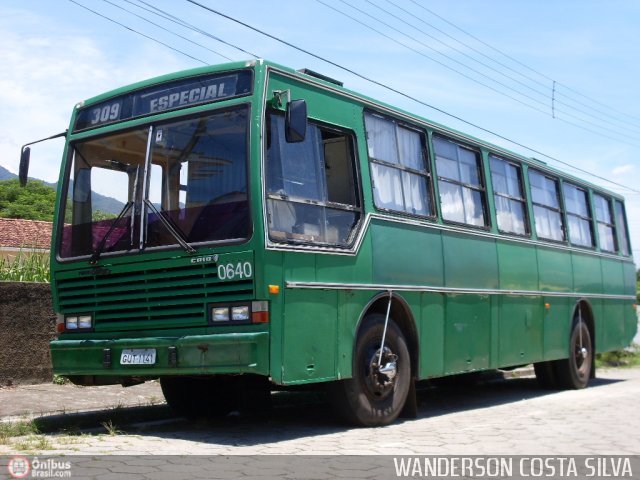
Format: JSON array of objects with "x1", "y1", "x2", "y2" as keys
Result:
[{"x1": 7, "y1": 456, "x2": 71, "y2": 478}]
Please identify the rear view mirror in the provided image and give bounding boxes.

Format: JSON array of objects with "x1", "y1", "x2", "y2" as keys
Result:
[
  {"x1": 285, "y1": 99, "x2": 307, "y2": 143},
  {"x1": 19, "y1": 147, "x2": 31, "y2": 187}
]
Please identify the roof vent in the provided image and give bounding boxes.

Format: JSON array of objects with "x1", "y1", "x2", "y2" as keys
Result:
[{"x1": 298, "y1": 68, "x2": 343, "y2": 87}]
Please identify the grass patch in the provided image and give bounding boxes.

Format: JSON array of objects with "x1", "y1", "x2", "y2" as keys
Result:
[
  {"x1": 0, "y1": 249, "x2": 50, "y2": 282},
  {"x1": 52, "y1": 375, "x2": 70, "y2": 385},
  {"x1": 0, "y1": 419, "x2": 40, "y2": 444},
  {"x1": 12, "y1": 435, "x2": 52, "y2": 452},
  {"x1": 0, "y1": 419, "x2": 54, "y2": 453},
  {"x1": 101, "y1": 420, "x2": 123, "y2": 436},
  {"x1": 596, "y1": 343, "x2": 640, "y2": 368}
]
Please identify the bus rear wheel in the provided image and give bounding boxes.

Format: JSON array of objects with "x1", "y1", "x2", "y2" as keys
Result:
[
  {"x1": 555, "y1": 319, "x2": 593, "y2": 389},
  {"x1": 328, "y1": 314, "x2": 411, "y2": 427}
]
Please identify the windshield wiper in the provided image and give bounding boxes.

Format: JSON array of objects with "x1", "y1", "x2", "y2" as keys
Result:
[
  {"x1": 90, "y1": 201, "x2": 134, "y2": 265},
  {"x1": 144, "y1": 199, "x2": 196, "y2": 254}
]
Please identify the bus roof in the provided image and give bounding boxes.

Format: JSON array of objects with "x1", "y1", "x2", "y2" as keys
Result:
[{"x1": 74, "y1": 58, "x2": 624, "y2": 201}]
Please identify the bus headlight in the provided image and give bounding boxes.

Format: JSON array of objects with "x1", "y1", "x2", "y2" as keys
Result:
[
  {"x1": 212, "y1": 307, "x2": 230, "y2": 322},
  {"x1": 209, "y1": 302, "x2": 268, "y2": 324},
  {"x1": 78, "y1": 315, "x2": 93, "y2": 329},
  {"x1": 231, "y1": 306, "x2": 250, "y2": 321},
  {"x1": 65, "y1": 316, "x2": 78, "y2": 330},
  {"x1": 65, "y1": 314, "x2": 93, "y2": 330}
]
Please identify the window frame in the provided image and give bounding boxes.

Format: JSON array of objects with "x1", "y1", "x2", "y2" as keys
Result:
[
  {"x1": 57, "y1": 104, "x2": 253, "y2": 262},
  {"x1": 528, "y1": 169, "x2": 566, "y2": 243},
  {"x1": 364, "y1": 110, "x2": 435, "y2": 219},
  {"x1": 562, "y1": 181, "x2": 595, "y2": 249},
  {"x1": 488, "y1": 154, "x2": 530, "y2": 237},
  {"x1": 433, "y1": 134, "x2": 490, "y2": 229},
  {"x1": 614, "y1": 200, "x2": 631, "y2": 256},
  {"x1": 593, "y1": 192, "x2": 618, "y2": 253},
  {"x1": 264, "y1": 109, "x2": 363, "y2": 249}
]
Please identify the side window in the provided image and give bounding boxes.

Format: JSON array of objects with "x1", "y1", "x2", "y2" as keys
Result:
[
  {"x1": 614, "y1": 200, "x2": 631, "y2": 256},
  {"x1": 265, "y1": 113, "x2": 360, "y2": 246},
  {"x1": 562, "y1": 183, "x2": 594, "y2": 247},
  {"x1": 529, "y1": 170, "x2": 565, "y2": 242},
  {"x1": 489, "y1": 155, "x2": 528, "y2": 235},
  {"x1": 433, "y1": 135, "x2": 488, "y2": 227},
  {"x1": 364, "y1": 112, "x2": 432, "y2": 217},
  {"x1": 594, "y1": 193, "x2": 617, "y2": 252}
]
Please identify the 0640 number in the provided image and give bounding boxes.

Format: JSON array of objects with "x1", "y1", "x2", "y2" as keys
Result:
[{"x1": 218, "y1": 262, "x2": 252, "y2": 281}]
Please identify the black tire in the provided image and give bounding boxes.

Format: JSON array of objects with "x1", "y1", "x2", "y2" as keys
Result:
[
  {"x1": 160, "y1": 376, "x2": 238, "y2": 418},
  {"x1": 554, "y1": 318, "x2": 593, "y2": 389},
  {"x1": 534, "y1": 361, "x2": 558, "y2": 389},
  {"x1": 328, "y1": 314, "x2": 411, "y2": 427}
]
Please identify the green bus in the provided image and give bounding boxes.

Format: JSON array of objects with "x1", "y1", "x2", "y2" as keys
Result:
[{"x1": 20, "y1": 59, "x2": 637, "y2": 426}]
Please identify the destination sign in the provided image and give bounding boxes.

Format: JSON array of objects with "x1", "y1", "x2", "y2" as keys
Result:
[{"x1": 74, "y1": 70, "x2": 252, "y2": 131}]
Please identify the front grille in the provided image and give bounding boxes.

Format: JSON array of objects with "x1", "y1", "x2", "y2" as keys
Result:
[{"x1": 55, "y1": 261, "x2": 254, "y2": 331}]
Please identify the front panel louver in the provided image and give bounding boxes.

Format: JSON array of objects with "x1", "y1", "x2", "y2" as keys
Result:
[{"x1": 55, "y1": 258, "x2": 254, "y2": 331}]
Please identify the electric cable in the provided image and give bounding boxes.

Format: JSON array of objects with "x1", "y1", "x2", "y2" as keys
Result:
[
  {"x1": 185, "y1": 0, "x2": 640, "y2": 193},
  {"x1": 69, "y1": 0, "x2": 207, "y2": 65}
]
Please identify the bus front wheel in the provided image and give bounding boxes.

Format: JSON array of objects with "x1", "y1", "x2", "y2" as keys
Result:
[{"x1": 328, "y1": 314, "x2": 411, "y2": 427}]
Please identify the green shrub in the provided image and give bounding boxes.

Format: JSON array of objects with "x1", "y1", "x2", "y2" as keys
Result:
[{"x1": 596, "y1": 343, "x2": 640, "y2": 368}]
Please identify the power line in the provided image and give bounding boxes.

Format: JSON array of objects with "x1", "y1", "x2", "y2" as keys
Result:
[
  {"x1": 365, "y1": 0, "x2": 640, "y2": 138},
  {"x1": 68, "y1": 0, "x2": 207, "y2": 65},
  {"x1": 101, "y1": 0, "x2": 232, "y2": 61},
  {"x1": 184, "y1": 0, "x2": 640, "y2": 194},
  {"x1": 408, "y1": 0, "x2": 640, "y2": 127},
  {"x1": 322, "y1": 0, "x2": 640, "y2": 148},
  {"x1": 129, "y1": 0, "x2": 258, "y2": 59}
]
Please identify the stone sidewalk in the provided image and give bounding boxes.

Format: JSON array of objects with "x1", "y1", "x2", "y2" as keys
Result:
[
  {"x1": 0, "y1": 381, "x2": 163, "y2": 420},
  {"x1": 1, "y1": 367, "x2": 639, "y2": 456}
]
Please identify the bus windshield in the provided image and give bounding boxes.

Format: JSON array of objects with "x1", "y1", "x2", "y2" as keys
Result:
[{"x1": 59, "y1": 105, "x2": 250, "y2": 259}]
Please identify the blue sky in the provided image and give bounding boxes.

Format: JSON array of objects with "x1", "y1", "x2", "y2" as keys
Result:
[{"x1": 1, "y1": 0, "x2": 639, "y2": 262}]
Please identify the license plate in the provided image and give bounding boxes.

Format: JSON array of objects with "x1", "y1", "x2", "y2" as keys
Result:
[{"x1": 120, "y1": 348, "x2": 156, "y2": 365}]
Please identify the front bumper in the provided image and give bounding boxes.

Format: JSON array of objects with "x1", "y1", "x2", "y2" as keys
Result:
[{"x1": 50, "y1": 332, "x2": 269, "y2": 377}]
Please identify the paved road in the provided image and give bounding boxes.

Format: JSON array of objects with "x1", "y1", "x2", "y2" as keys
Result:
[{"x1": 2, "y1": 367, "x2": 639, "y2": 456}]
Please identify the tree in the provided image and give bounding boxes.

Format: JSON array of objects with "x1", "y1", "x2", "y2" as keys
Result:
[{"x1": 0, "y1": 179, "x2": 56, "y2": 221}]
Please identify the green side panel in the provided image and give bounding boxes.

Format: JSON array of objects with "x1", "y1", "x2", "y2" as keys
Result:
[
  {"x1": 489, "y1": 295, "x2": 500, "y2": 368},
  {"x1": 263, "y1": 250, "x2": 284, "y2": 383},
  {"x1": 443, "y1": 294, "x2": 491, "y2": 373},
  {"x1": 336, "y1": 290, "x2": 365, "y2": 380},
  {"x1": 625, "y1": 302, "x2": 638, "y2": 347},
  {"x1": 498, "y1": 296, "x2": 543, "y2": 366},
  {"x1": 284, "y1": 252, "x2": 316, "y2": 283},
  {"x1": 601, "y1": 300, "x2": 626, "y2": 352},
  {"x1": 537, "y1": 247, "x2": 572, "y2": 292},
  {"x1": 543, "y1": 296, "x2": 570, "y2": 360},
  {"x1": 601, "y1": 258, "x2": 624, "y2": 295},
  {"x1": 572, "y1": 252, "x2": 603, "y2": 294},
  {"x1": 443, "y1": 233, "x2": 498, "y2": 289},
  {"x1": 497, "y1": 241, "x2": 538, "y2": 291},
  {"x1": 622, "y1": 261, "x2": 637, "y2": 296},
  {"x1": 316, "y1": 245, "x2": 372, "y2": 285},
  {"x1": 592, "y1": 298, "x2": 605, "y2": 351},
  {"x1": 282, "y1": 288, "x2": 338, "y2": 384},
  {"x1": 371, "y1": 221, "x2": 443, "y2": 286},
  {"x1": 420, "y1": 293, "x2": 445, "y2": 377}
]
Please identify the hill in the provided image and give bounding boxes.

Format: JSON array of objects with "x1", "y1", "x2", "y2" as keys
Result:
[
  {"x1": 0, "y1": 165, "x2": 15, "y2": 181},
  {"x1": 0, "y1": 165, "x2": 123, "y2": 215}
]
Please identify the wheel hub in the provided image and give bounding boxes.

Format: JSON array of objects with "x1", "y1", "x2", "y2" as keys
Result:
[{"x1": 367, "y1": 346, "x2": 398, "y2": 397}]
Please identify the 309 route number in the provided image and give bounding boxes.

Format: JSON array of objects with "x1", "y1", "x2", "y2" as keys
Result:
[{"x1": 218, "y1": 262, "x2": 252, "y2": 281}]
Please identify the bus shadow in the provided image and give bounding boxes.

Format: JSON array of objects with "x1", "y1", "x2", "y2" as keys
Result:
[
  {"x1": 31, "y1": 373, "x2": 625, "y2": 448},
  {"x1": 415, "y1": 374, "x2": 621, "y2": 417}
]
